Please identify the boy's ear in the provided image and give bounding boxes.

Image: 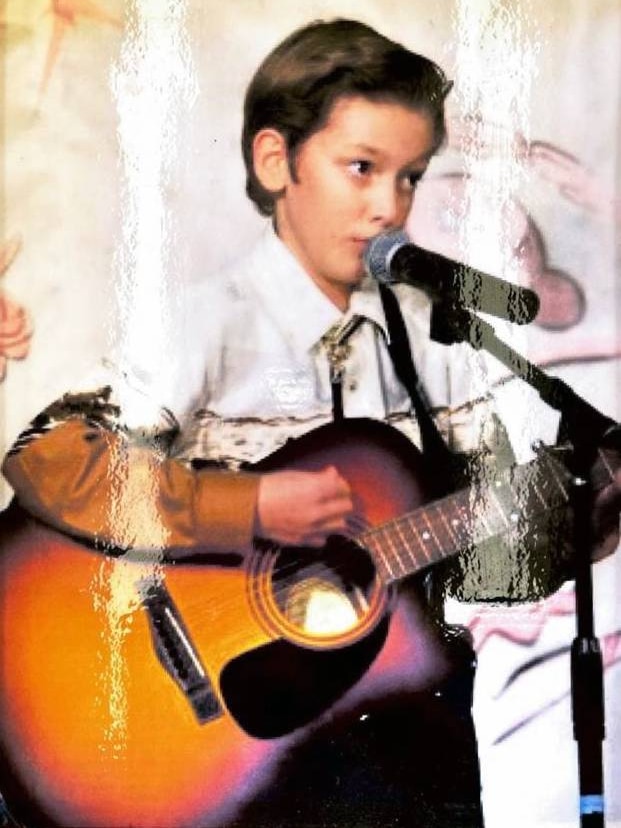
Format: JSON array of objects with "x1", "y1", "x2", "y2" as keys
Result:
[{"x1": 252, "y1": 128, "x2": 291, "y2": 194}]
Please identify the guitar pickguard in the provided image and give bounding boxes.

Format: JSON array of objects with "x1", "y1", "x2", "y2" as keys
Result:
[{"x1": 220, "y1": 616, "x2": 389, "y2": 738}]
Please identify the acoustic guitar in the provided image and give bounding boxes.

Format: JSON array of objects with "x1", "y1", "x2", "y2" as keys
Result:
[{"x1": 0, "y1": 418, "x2": 607, "y2": 827}]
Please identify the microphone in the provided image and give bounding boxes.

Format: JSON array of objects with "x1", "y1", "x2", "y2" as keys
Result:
[{"x1": 364, "y1": 230, "x2": 540, "y2": 324}]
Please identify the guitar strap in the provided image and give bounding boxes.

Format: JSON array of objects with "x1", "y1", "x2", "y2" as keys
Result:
[
  {"x1": 322, "y1": 286, "x2": 454, "y2": 482},
  {"x1": 378, "y1": 284, "x2": 455, "y2": 478},
  {"x1": 378, "y1": 284, "x2": 465, "y2": 621}
]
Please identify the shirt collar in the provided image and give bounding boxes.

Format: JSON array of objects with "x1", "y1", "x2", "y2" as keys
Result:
[{"x1": 252, "y1": 225, "x2": 391, "y2": 357}]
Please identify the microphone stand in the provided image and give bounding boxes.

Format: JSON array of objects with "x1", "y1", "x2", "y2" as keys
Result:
[{"x1": 429, "y1": 301, "x2": 618, "y2": 828}]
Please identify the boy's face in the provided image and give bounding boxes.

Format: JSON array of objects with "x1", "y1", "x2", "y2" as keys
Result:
[{"x1": 274, "y1": 95, "x2": 436, "y2": 310}]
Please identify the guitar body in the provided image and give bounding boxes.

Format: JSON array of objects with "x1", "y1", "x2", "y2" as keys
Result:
[{"x1": 0, "y1": 419, "x2": 452, "y2": 827}]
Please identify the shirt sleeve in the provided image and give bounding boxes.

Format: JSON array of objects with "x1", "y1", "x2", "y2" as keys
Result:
[{"x1": 1, "y1": 387, "x2": 260, "y2": 556}]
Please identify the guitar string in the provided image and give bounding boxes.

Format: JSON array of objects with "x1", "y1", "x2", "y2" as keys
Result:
[
  {"x1": 158, "y1": 480, "x2": 570, "y2": 628},
  {"x1": 126, "y1": 450, "x2": 601, "y2": 630},
  {"x1": 254, "y1": 457, "x2": 571, "y2": 592},
  {"x1": 167, "y1": 446, "x2": 604, "y2": 616},
  {"x1": 173, "y1": 505, "x2": 449, "y2": 621},
  {"x1": 174, "y1": 459, "x2": 571, "y2": 620}
]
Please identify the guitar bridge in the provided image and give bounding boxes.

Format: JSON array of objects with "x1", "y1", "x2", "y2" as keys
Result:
[{"x1": 137, "y1": 578, "x2": 223, "y2": 725}]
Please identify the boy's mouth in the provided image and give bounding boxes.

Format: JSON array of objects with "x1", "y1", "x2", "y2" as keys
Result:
[{"x1": 351, "y1": 237, "x2": 372, "y2": 252}]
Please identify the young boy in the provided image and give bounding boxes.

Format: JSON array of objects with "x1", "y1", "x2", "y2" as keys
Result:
[
  {"x1": 1, "y1": 17, "x2": 619, "y2": 828},
  {"x1": 3, "y1": 19, "x2": 466, "y2": 565}
]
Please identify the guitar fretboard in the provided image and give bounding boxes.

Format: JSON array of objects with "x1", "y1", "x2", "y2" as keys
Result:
[{"x1": 359, "y1": 450, "x2": 573, "y2": 584}]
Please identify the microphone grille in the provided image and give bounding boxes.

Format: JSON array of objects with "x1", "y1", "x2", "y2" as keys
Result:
[{"x1": 363, "y1": 230, "x2": 409, "y2": 284}]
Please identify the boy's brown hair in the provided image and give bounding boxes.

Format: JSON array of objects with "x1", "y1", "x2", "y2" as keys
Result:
[{"x1": 242, "y1": 18, "x2": 452, "y2": 216}]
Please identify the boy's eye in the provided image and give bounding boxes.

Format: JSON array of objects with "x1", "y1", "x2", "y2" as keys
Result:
[
  {"x1": 403, "y1": 170, "x2": 424, "y2": 191},
  {"x1": 348, "y1": 160, "x2": 373, "y2": 176}
]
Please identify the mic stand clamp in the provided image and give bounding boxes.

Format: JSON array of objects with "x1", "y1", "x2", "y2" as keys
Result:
[{"x1": 430, "y1": 300, "x2": 617, "y2": 828}]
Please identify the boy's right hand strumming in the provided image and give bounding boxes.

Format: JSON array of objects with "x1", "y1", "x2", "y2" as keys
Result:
[{"x1": 256, "y1": 466, "x2": 354, "y2": 547}]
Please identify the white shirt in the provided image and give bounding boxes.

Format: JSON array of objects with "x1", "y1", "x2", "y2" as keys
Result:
[
  {"x1": 18, "y1": 224, "x2": 563, "y2": 601},
  {"x1": 120, "y1": 226, "x2": 497, "y2": 466}
]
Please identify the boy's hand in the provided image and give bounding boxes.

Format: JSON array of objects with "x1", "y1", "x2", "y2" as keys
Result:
[{"x1": 256, "y1": 466, "x2": 354, "y2": 547}]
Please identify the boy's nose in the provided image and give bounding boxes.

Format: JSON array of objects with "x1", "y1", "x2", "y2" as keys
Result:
[{"x1": 369, "y1": 181, "x2": 409, "y2": 229}]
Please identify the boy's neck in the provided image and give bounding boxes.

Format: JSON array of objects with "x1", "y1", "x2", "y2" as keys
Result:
[{"x1": 272, "y1": 219, "x2": 353, "y2": 313}]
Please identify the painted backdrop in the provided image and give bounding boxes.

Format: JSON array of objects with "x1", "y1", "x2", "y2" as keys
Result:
[{"x1": 2, "y1": 1, "x2": 620, "y2": 826}]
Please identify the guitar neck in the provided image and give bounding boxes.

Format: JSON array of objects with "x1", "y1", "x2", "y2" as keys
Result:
[{"x1": 359, "y1": 449, "x2": 574, "y2": 585}]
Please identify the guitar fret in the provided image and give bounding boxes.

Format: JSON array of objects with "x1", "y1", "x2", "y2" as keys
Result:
[
  {"x1": 472, "y1": 474, "x2": 522, "y2": 542},
  {"x1": 369, "y1": 531, "x2": 395, "y2": 580},
  {"x1": 429, "y1": 502, "x2": 459, "y2": 556},
  {"x1": 353, "y1": 434, "x2": 593, "y2": 589},
  {"x1": 383, "y1": 526, "x2": 403, "y2": 579},
  {"x1": 400, "y1": 516, "x2": 428, "y2": 570},
  {"x1": 382, "y1": 541, "x2": 397, "y2": 579},
  {"x1": 437, "y1": 505, "x2": 458, "y2": 545},
  {"x1": 392, "y1": 519, "x2": 413, "y2": 576},
  {"x1": 414, "y1": 511, "x2": 450, "y2": 565},
  {"x1": 467, "y1": 483, "x2": 495, "y2": 543},
  {"x1": 399, "y1": 516, "x2": 420, "y2": 572},
  {"x1": 420, "y1": 512, "x2": 444, "y2": 560},
  {"x1": 407, "y1": 516, "x2": 433, "y2": 564},
  {"x1": 377, "y1": 523, "x2": 414, "y2": 580},
  {"x1": 444, "y1": 494, "x2": 472, "y2": 548}
]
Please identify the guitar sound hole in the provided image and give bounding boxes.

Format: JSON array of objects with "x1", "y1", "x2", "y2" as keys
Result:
[
  {"x1": 270, "y1": 538, "x2": 377, "y2": 640},
  {"x1": 223, "y1": 540, "x2": 387, "y2": 738}
]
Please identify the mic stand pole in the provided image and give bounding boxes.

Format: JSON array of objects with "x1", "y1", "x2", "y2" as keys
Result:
[{"x1": 430, "y1": 301, "x2": 618, "y2": 828}]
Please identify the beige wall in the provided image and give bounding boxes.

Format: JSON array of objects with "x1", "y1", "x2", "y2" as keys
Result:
[{"x1": 2, "y1": 2, "x2": 620, "y2": 825}]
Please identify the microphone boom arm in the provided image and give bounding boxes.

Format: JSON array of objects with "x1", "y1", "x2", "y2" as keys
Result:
[{"x1": 429, "y1": 301, "x2": 617, "y2": 442}]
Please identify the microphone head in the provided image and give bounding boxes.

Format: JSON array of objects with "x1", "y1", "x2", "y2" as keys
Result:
[{"x1": 363, "y1": 230, "x2": 409, "y2": 284}]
